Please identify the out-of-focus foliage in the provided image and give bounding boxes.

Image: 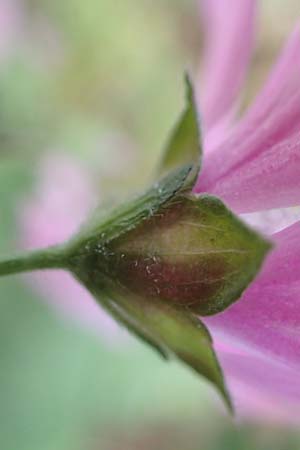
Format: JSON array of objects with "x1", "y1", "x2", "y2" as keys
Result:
[{"x1": 0, "y1": 1, "x2": 300, "y2": 449}]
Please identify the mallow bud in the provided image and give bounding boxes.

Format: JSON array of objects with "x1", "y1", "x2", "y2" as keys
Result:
[
  {"x1": 64, "y1": 158, "x2": 270, "y2": 411},
  {"x1": 1, "y1": 78, "x2": 271, "y2": 412}
]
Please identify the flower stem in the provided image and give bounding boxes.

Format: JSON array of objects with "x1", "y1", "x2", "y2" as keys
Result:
[{"x1": 0, "y1": 245, "x2": 66, "y2": 277}]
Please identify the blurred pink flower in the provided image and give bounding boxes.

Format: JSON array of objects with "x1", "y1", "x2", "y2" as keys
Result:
[
  {"x1": 196, "y1": 0, "x2": 300, "y2": 421},
  {"x1": 0, "y1": 0, "x2": 23, "y2": 60},
  {"x1": 21, "y1": 153, "x2": 122, "y2": 339}
]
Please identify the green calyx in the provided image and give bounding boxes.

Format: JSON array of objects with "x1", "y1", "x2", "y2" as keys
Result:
[
  {"x1": 0, "y1": 76, "x2": 272, "y2": 413},
  {"x1": 66, "y1": 162, "x2": 271, "y2": 413},
  {"x1": 63, "y1": 77, "x2": 271, "y2": 412}
]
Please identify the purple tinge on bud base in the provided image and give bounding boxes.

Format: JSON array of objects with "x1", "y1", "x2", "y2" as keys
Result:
[{"x1": 96, "y1": 193, "x2": 270, "y2": 317}]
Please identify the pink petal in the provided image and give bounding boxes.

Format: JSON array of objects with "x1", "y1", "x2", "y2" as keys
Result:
[
  {"x1": 196, "y1": 26, "x2": 300, "y2": 213},
  {"x1": 203, "y1": 221, "x2": 300, "y2": 409},
  {"x1": 20, "y1": 152, "x2": 122, "y2": 339},
  {"x1": 206, "y1": 220, "x2": 300, "y2": 418},
  {"x1": 215, "y1": 338, "x2": 300, "y2": 422},
  {"x1": 206, "y1": 129, "x2": 300, "y2": 213},
  {"x1": 197, "y1": 0, "x2": 256, "y2": 131}
]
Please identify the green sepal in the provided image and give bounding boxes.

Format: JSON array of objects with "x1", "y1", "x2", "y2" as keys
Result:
[
  {"x1": 70, "y1": 75, "x2": 202, "y2": 255},
  {"x1": 70, "y1": 162, "x2": 196, "y2": 256},
  {"x1": 67, "y1": 184, "x2": 271, "y2": 412},
  {"x1": 84, "y1": 285, "x2": 169, "y2": 360},
  {"x1": 63, "y1": 75, "x2": 271, "y2": 414},
  {"x1": 157, "y1": 74, "x2": 201, "y2": 180},
  {"x1": 70, "y1": 267, "x2": 233, "y2": 412}
]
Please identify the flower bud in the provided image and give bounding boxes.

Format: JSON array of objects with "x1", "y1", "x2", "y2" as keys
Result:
[
  {"x1": 62, "y1": 78, "x2": 272, "y2": 412},
  {"x1": 66, "y1": 162, "x2": 271, "y2": 412}
]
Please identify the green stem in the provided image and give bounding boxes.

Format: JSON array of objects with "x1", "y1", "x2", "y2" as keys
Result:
[{"x1": 0, "y1": 245, "x2": 66, "y2": 277}]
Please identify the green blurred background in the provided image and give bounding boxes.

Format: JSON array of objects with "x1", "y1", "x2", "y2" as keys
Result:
[{"x1": 0, "y1": 0, "x2": 300, "y2": 449}]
